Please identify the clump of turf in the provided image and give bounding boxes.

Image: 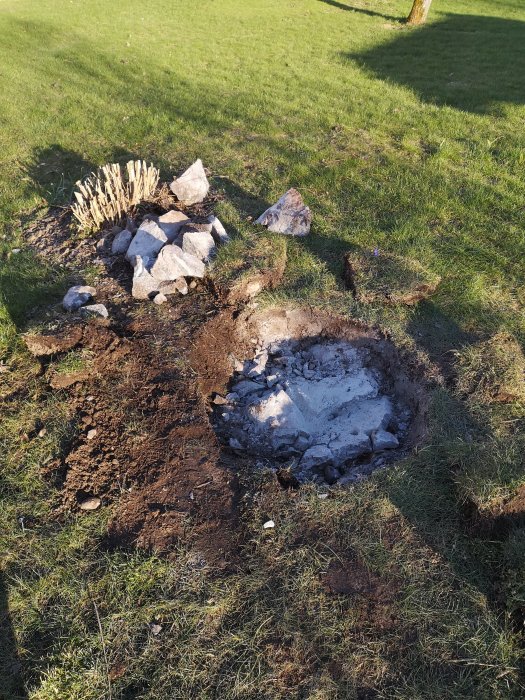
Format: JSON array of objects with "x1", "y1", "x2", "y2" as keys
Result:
[
  {"x1": 343, "y1": 248, "x2": 441, "y2": 305},
  {"x1": 211, "y1": 231, "x2": 287, "y2": 303},
  {"x1": 453, "y1": 435, "x2": 525, "y2": 512},
  {"x1": 455, "y1": 332, "x2": 525, "y2": 405}
]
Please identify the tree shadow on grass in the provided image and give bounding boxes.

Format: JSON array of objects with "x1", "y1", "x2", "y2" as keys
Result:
[
  {"x1": 349, "y1": 13, "x2": 525, "y2": 114},
  {"x1": 0, "y1": 574, "x2": 28, "y2": 700},
  {"x1": 317, "y1": 0, "x2": 400, "y2": 22}
]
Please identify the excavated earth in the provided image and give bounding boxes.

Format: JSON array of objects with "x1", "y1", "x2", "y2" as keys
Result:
[{"x1": 21, "y1": 207, "x2": 430, "y2": 565}]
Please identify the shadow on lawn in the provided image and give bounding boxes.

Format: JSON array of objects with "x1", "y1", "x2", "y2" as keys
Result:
[
  {"x1": 350, "y1": 13, "x2": 525, "y2": 113},
  {"x1": 0, "y1": 574, "x2": 28, "y2": 700},
  {"x1": 317, "y1": 0, "x2": 400, "y2": 22}
]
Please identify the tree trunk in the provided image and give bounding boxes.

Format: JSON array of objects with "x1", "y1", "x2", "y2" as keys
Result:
[{"x1": 407, "y1": 0, "x2": 432, "y2": 25}]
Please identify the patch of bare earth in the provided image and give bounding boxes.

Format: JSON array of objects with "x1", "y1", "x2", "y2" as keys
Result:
[{"x1": 23, "y1": 206, "x2": 430, "y2": 570}]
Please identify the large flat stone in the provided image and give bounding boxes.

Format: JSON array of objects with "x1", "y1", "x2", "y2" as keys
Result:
[
  {"x1": 150, "y1": 245, "x2": 205, "y2": 281},
  {"x1": 125, "y1": 219, "x2": 167, "y2": 263}
]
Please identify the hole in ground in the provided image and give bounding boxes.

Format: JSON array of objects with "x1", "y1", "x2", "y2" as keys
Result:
[{"x1": 195, "y1": 307, "x2": 428, "y2": 486}]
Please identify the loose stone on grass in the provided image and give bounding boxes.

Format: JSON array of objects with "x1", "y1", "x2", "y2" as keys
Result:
[
  {"x1": 80, "y1": 303, "x2": 109, "y2": 319},
  {"x1": 63, "y1": 285, "x2": 97, "y2": 312},
  {"x1": 256, "y1": 188, "x2": 311, "y2": 236},
  {"x1": 78, "y1": 495, "x2": 101, "y2": 511},
  {"x1": 207, "y1": 215, "x2": 230, "y2": 244}
]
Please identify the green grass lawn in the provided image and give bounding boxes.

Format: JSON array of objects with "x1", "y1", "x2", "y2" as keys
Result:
[{"x1": 1, "y1": 0, "x2": 525, "y2": 697}]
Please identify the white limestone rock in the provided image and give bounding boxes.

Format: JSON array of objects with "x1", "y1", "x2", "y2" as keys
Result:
[
  {"x1": 207, "y1": 215, "x2": 230, "y2": 244},
  {"x1": 150, "y1": 245, "x2": 205, "y2": 281},
  {"x1": 131, "y1": 256, "x2": 160, "y2": 300},
  {"x1": 63, "y1": 285, "x2": 96, "y2": 312},
  {"x1": 181, "y1": 229, "x2": 216, "y2": 262},
  {"x1": 170, "y1": 159, "x2": 209, "y2": 206},
  {"x1": 80, "y1": 304, "x2": 109, "y2": 319},
  {"x1": 125, "y1": 219, "x2": 167, "y2": 264},
  {"x1": 111, "y1": 228, "x2": 133, "y2": 255},
  {"x1": 255, "y1": 188, "x2": 311, "y2": 236},
  {"x1": 157, "y1": 210, "x2": 190, "y2": 242}
]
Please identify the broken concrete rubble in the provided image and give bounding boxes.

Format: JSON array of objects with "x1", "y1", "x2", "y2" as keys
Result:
[{"x1": 212, "y1": 338, "x2": 410, "y2": 485}]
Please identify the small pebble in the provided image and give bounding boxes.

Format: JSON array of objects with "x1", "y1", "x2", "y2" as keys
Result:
[
  {"x1": 79, "y1": 496, "x2": 101, "y2": 511},
  {"x1": 153, "y1": 293, "x2": 167, "y2": 305},
  {"x1": 263, "y1": 520, "x2": 275, "y2": 529},
  {"x1": 86, "y1": 429, "x2": 97, "y2": 441}
]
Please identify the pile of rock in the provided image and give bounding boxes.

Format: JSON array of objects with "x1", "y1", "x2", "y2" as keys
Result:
[
  {"x1": 60, "y1": 160, "x2": 312, "y2": 312},
  {"x1": 212, "y1": 338, "x2": 410, "y2": 484},
  {"x1": 121, "y1": 159, "x2": 230, "y2": 304}
]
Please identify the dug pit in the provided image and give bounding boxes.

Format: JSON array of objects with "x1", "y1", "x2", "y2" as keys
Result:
[{"x1": 200, "y1": 307, "x2": 427, "y2": 485}]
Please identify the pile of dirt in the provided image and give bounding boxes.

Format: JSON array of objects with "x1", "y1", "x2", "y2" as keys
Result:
[{"x1": 35, "y1": 297, "x2": 241, "y2": 568}]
